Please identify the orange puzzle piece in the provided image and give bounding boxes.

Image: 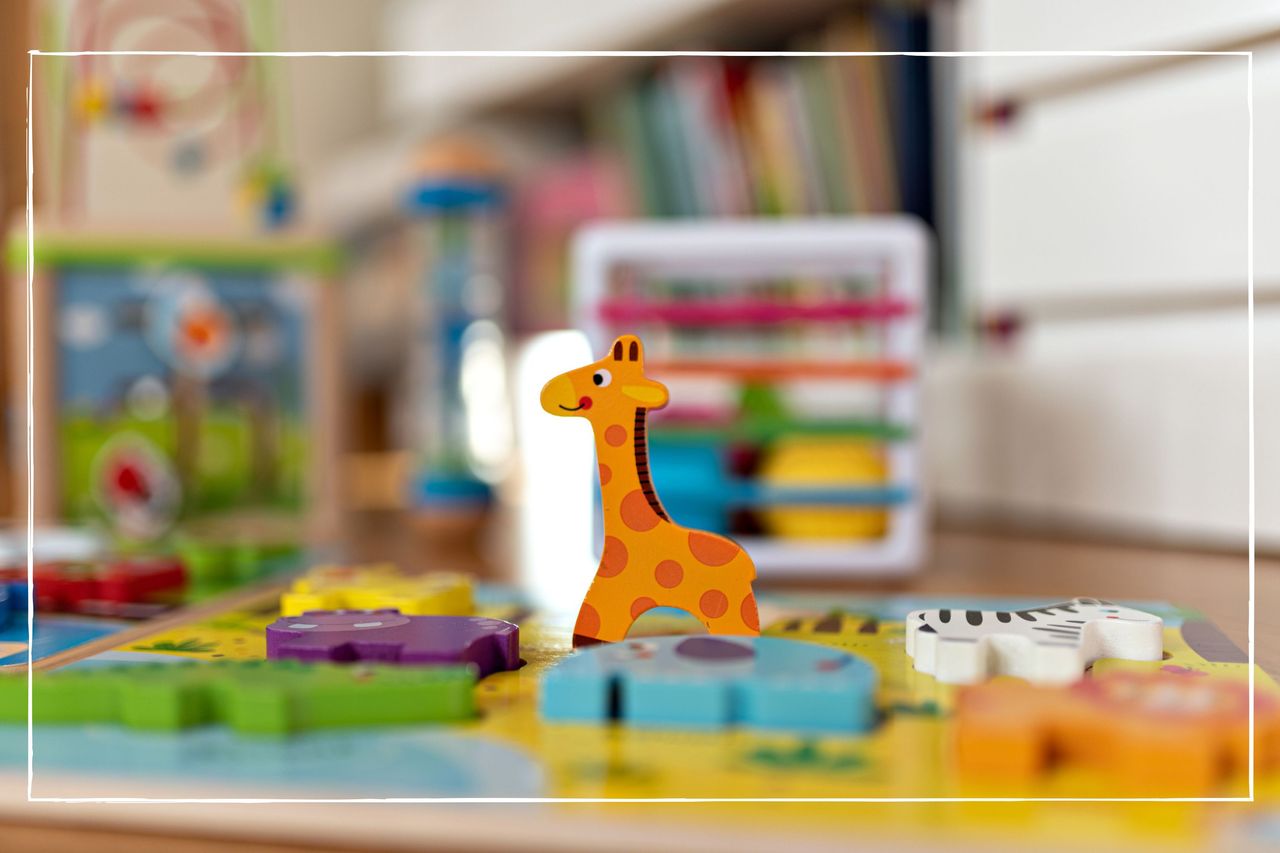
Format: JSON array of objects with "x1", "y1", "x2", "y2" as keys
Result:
[
  {"x1": 955, "y1": 671, "x2": 1280, "y2": 793},
  {"x1": 541, "y1": 335, "x2": 760, "y2": 645}
]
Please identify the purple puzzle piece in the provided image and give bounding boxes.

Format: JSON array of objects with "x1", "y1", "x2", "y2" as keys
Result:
[{"x1": 265, "y1": 609, "x2": 520, "y2": 677}]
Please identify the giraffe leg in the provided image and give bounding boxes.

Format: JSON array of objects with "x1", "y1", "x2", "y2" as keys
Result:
[
  {"x1": 699, "y1": 583, "x2": 761, "y2": 637},
  {"x1": 572, "y1": 587, "x2": 637, "y2": 647}
]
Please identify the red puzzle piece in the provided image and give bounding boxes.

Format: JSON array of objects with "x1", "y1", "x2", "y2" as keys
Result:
[{"x1": 0, "y1": 557, "x2": 187, "y2": 614}]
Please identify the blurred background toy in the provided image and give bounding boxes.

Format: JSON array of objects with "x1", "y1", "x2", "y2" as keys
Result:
[
  {"x1": 403, "y1": 138, "x2": 512, "y2": 519},
  {"x1": 572, "y1": 220, "x2": 927, "y2": 576},
  {"x1": 8, "y1": 230, "x2": 344, "y2": 547},
  {"x1": 44, "y1": 0, "x2": 297, "y2": 229}
]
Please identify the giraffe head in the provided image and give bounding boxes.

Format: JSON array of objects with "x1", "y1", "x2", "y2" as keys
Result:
[{"x1": 541, "y1": 334, "x2": 669, "y2": 424}]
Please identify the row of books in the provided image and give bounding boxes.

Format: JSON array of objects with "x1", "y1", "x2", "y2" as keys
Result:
[
  {"x1": 511, "y1": 7, "x2": 935, "y2": 332},
  {"x1": 588, "y1": 9, "x2": 934, "y2": 222}
]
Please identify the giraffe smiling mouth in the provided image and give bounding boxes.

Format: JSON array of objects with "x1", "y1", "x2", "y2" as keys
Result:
[
  {"x1": 559, "y1": 396, "x2": 592, "y2": 412},
  {"x1": 558, "y1": 403, "x2": 586, "y2": 411}
]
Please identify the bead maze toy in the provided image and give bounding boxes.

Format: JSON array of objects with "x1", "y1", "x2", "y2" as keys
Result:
[
  {"x1": 265, "y1": 611, "x2": 520, "y2": 676},
  {"x1": 6, "y1": 227, "x2": 345, "y2": 545},
  {"x1": 906, "y1": 597, "x2": 1165, "y2": 685},
  {"x1": 541, "y1": 335, "x2": 760, "y2": 644},
  {"x1": 38, "y1": 0, "x2": 296, "y2": 229},
  {"x1": 280, "y1": 564, "x2": 473, "y2": 616},
  {"x1": 572, "y1": 220, "x2": 928, "y2": 576}
]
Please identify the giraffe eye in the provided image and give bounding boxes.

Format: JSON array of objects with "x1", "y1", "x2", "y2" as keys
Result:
[{"x1": 593, "y1": 370, "x2": 611, "y2": 387}]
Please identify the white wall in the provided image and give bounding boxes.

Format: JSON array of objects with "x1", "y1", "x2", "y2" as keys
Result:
[
  {"x1": 939, "y1": 0, "x2": 1277, "y2": 547},
  {"x1": 968, "y1": 54, "x2": 1251, "y2": 303},
  {"x1": 277, "y1": 0, "x2": 387, "y2": 224}
]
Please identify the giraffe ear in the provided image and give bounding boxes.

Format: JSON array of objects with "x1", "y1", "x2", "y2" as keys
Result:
[{"x1": 610, "y1": 335, "x2": 644, "y2": 362}]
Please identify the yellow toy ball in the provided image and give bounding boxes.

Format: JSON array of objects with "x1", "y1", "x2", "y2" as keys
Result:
[{"x1": 758, "y1": 438, "x2": 889, "y2": 540}]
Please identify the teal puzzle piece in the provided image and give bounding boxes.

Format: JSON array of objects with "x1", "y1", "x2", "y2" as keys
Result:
[
  {"x1": 541, "y1": 635, "x2": 877, "y2": 733},
  {"x1": 0, "y1": 659, "x2": 475, "y2": 736}
]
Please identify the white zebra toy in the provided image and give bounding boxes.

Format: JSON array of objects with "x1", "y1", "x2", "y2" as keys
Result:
[{"x1": 905, "y1": 597, "x2": 1163, "y2": 685}]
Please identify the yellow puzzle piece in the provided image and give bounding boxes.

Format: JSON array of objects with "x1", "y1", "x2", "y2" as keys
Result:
[{"x1": 279, "y1": 564, "x2": 474, "y2": 617}]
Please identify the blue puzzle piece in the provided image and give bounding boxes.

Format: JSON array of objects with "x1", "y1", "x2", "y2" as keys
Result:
[
  {"x1": 0, "y1": 616, "x2": 126, "y2": 667},
  {"x1": 542, "y1": 635, "x2": 877, "y2": 733},
  {"x1": 1, "y1": 725, "x2": 545, "y2": 798}
]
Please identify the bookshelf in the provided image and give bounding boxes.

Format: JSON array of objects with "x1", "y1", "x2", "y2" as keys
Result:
[
  {"x1": 378, "y1": 0, "x2": 879, "y2": 121},
  {"x1": 511, "y1": 9, "x2": 947, "y2": 334},
  {"x1": 324, "y1": 2, "x2": 958, "y2": 331}
]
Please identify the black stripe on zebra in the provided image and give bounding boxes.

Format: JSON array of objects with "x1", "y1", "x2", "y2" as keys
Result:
[
  {"x1": 939, "y1": 609, "x2": 951, "y2": 623},
  {"x1": 966, "y1": 610, "x2": 983, "y2": 626},
  {"x1": 996, "y1": 612, "x2": 1011, "y2": 623}
]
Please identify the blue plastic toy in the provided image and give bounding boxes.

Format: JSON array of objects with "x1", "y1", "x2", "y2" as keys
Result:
[{"x1": 541, "y1": 634, "x2": 877, "y2": 733}]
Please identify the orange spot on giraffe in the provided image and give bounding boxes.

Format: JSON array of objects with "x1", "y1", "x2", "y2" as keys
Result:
[
  {"x1": 654, "y1": 559, "x2": 683, "y2": 589},
  {"x1": 599, "y1": 536, "x2": 628, "y2": 577},
  {"x1": 700, "y1": 589, "x2": 729, "y2": 619},
  {"x1": 620, "y1": 490, "x2": 660, "y2": 532},
  {"x1": 630, "y1": 596, "x2": 657, "y2": 619},
  {"x1": 688, "y1": 531, "x2": 740, "y2": 567},
  {"x1": 605, "y1": 425, "x2": 627, "y2": 446},
  {"x1": 598, "y1": 463, "x2": 612, "y2": 486},
  {"x1": 575, "y1": 603, "x2": 600, "y2": 636},
  {"x1": 741, "y1": 593, "x2": 760, "y2": 631}
]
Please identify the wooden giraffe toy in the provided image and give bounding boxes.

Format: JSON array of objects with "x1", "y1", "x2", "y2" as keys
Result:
[{"x1": 541, "y1": 334, "x2": 760, "y2": 646}]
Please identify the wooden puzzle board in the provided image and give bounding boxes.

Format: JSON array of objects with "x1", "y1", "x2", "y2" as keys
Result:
[{"x1": 1, "y1": 587, "x2": 1277, "y2": 851}]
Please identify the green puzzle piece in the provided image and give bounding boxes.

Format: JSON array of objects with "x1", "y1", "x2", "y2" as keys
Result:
[
  {"x1": 174, "y1": 538, "x2": 301, "y2": 589},
  {"x1": 0, "y1": 660, "x2": 475, "y2": 736}
]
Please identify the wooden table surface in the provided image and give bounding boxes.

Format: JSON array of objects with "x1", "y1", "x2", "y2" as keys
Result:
[{"x1": 0, "y1": 526, "x2": 1273, "y2": 853}]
